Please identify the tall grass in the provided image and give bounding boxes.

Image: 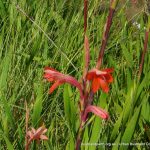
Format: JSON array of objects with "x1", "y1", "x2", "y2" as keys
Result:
[{"x1": 0, "y1": 0, "x2": 150, "y2": 150}]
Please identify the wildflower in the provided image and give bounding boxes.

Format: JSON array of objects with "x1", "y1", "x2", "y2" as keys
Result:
[
  {"x1": 27, "y1": 126, "x2": 48, "y2": 144},
  {"x1": 86, "y1": 68, "x2": 113, "y2": 93},
  {"x1": 44, "y1": 67, "x2": 84, "y2": 99},
  {"x1": 82, "y1": 105, "x2": 109, "y2": 121}
]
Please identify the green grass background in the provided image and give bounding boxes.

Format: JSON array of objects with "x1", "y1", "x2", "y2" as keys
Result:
[{"x1": 0, "y1": 0, "x2": 150, "y2": 149}]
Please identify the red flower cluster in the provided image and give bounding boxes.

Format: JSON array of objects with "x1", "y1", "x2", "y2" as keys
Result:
[{"x1": 44, "y1": 66, "x2": 114, "y2": 122}]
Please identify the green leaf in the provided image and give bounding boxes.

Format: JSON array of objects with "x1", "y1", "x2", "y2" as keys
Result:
[
  {"x1": 121, "y1": 44, "x2": 133, "y2": 67},
  {"x1": 3, "y1": 135, "x2": 14, "y2": 150},
  {"x1": 69, "y1": 86, "x2": 76, "y2": 134},
  {"x1": 88, "y1": 117, "x2": 102, "y2": 150},
  {"x1": 66, "y1": 134, "x2": 75, "y2": 150},
  {"x1": 0, "y1": 44, "x2": 12, "y2": 92},
  {"x1": 63, "y1": 84, "x2": 76, "y2": 135},
  {"x1": 136, "y1": 71, "x2": 150, "y2": 100},
  {"x1": 112, "y1": 133, "x2": 121, "y2": 150},
  {"x1": 126, "y1": 69, "x2": 131, "y2": 90},
  {"x1": 82, "y1": 127, "x2": 89, "y2": 150},
  {"x1": 122, "y1": 82, "x2": 137, "y2": 125},
  {"x1": 141, "y1": 95, "x2": 150, "y2": 122},
  {"x1": 63, "y1": 84, "x2": 71, "y2": 123},
  {"x1": 32, "y1": 81, "x2": 43, "y2": 127},
  {"x1": 0, "y1": 0, "x2": 6, "y2": 17},
  {"x1": 9, "y1": 4, "x2": 15, "y2": 25},
  {"x1": 0, "y1": 93, "x2": 15, "y2": 128},
  {"x1": 110, "y1": 112, "x2": 123, "y2": 142},
  {"x1": 120, "y1": 106, "x2": 141, "y2": 150}
]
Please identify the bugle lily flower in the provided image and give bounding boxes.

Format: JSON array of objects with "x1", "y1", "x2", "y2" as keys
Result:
[
  {"x1": 27, "y1": 126, "x2": 48, "y2": 144},
  {"x1": 44, "y1": 67, "x2": 84, "y2": 99},
  {"x1": 82, "y1": 105, "x2": 109, "y2": 121},
  {"x1": 86, "y1": 68, "x2": 113, "y2": 93}
]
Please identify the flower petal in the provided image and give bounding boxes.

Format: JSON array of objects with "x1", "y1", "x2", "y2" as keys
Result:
[
  {"x1": 99, "y1": 78, "x2": 109, "y2": 93},
  {"x1": 42, "y1": 129, "x2": 48, "y2": 134},
  {"x1": 83, "y1": 105, "x2": 109, "y2": 121},
  {"x1": 35, "y1": 127, "x2": 45, "y2": 135},
  {"x1": 27, "y1": 126, "x2": 48, "y2": 142},
  {"x1": 31, "y1": 128, "x2": 36, "y2": 134},
  {"x1": 44, "y1": 67, "x2": 58, "y2": 72},
  {"x1": 86, "y1": 71, "x2": 96, "y2": 80},
  {"x1": 32, "y1": 126, "x2": 46, "y2": 140},
  {"x1": 43, "y1": 73, "x2": 54, "y2": 82},
  {"x1": 86, "y1": 68, "x2": 110, "y2": 80},
  {"x1": 92, "y1": 77, "x2": 101, "y2": 93},
  {"x1": 27, "y1": 131, "x2": 33, "y2": 138},
  {"x1": 95, "y1": 69, "x2": 107, "y2": 75},
  {"x1": 49, "y1": 81, "x2": 65, "y2": 94},
  {"x1": 101, "y1": 68, "x2": 114, "y2": 73},
  {"x1": 40, "y1": 135, "x2": 48, "y2": 140},
  {"x1": 103, "y1": 74, "x2": 113, "y2": 83}
]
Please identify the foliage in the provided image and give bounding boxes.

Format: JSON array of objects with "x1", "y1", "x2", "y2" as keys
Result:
[{"x1": 0, "y1": 0, "x2": 150, "y2": 149}]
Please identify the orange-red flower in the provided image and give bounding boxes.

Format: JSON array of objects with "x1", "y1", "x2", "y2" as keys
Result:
[
  {"x1": 44, "y1": 67, "x2": 84, "y2": 99},
  {"x1": 82, "y1": 105, "x2": 109, "y2": 121},
  {"x1": 27, "y1": 126, "x2": 48, "y2": 144},
  {"x1": 86, "y1": 68, "x2": 113, "y2": 93}
]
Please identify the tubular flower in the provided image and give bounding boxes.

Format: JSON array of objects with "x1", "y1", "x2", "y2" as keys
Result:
[
  {"x1": 44, "y1": 67, "x2": 84, "y2": 99},
  {"x1": 82, "y1": 105, "x2": 109, "y2": 121},
  {"x1": 27, "y1": 126, "x2": 48, "y2": 143},
  {"x1": 86, "y1": 68, "x2": 113, "y2": 93}
]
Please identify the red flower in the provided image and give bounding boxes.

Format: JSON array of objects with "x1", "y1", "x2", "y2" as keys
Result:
[
  {"x1": 86, "y1": 68, "x2": 113, "y2": 93},
  {"x1": 27, "y1": 126, "x2": 48, "y2": 144},
  {"x1": 82, "y1": 105, "x2": 109, "y2": 121},
  {"x1": 44, "y1": 67, "x2": 84, "y2": 99}
]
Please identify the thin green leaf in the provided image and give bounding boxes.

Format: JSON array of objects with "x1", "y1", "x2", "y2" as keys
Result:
[
  {"x1": 3, "y1": 135, "x2": 14, "y2": 150},
  {"x1": 110, "y1": 113, "x2": 123, "y2": 142},
  {"x1": 32, "y1": 81, "x2": 43, "y2": 127},
  {"x1": 120, "y1": 106, "x2": 141, "y2": 150}
]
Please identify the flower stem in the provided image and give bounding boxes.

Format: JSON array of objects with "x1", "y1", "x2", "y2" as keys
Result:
[
  {"x1": 76, "y1": 124, "x2": 83, "y2": 150},
  {"x1": 76, "y1": 115, "x2": 85, "y2": 150},
  {"x1": 25, "y1": 101, "x2": 29, "y2": 150},
  {"x1": 96, "y1": 0, "x2": 119, "y2": 69},
  {"x1": 138, "y1": 16, "x2": 150, "y2": 78}
]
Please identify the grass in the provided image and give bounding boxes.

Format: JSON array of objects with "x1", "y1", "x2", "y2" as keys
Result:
[{"x1": 0, "y1": 0, "x2": 150, "y2": 150}]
